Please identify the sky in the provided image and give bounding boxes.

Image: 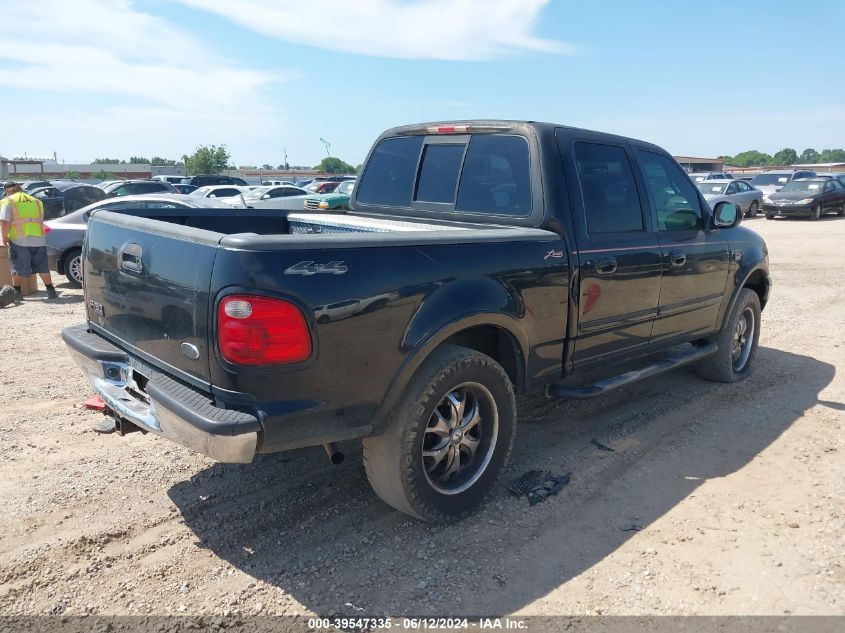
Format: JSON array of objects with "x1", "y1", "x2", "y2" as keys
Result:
[{"x1": 1, "y1": 0, "x2": 843, "y2": 168}]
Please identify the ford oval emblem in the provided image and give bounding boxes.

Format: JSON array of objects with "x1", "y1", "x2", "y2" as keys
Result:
[{"x1": 180, "y1": 342, "x2": 200, "y2": 360}]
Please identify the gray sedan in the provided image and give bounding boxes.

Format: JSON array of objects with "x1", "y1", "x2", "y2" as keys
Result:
[
  {"x1": 44, "y1": 194, "x2": 233, "y2": 287},
  {"x1": 697, "y1": 179, "x2": 763, "y2": 218}
]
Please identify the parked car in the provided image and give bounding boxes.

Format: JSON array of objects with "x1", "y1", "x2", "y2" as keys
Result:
[
  {"x1": 96, "y1": 180, "x2": 124, "y2": 190},
  {"x1": 151, "y1": 175, "x2": 187, "y2": 184},
  {"x1": 190, "y1": 185, "x2": 251, "y2": 199},
  {"x1": 186, "y1": 174, "x2": 249, "y2": 187},
  {"x1": 44, "y1": 194, "x2": 236, "y2": 287},
  {"x1": 261, "y1": 180, "x2": 296, "y2": 186},
  {"x1": 220, "y1": 185, "x2": 310, "y2": 209},
  {"x1": 101, "y1": 180, "x2": 176, "y2": 197},
  {"x1": 64, "y1": 120, "x2": 770, "y2": 522},
  {"x1": 689, "y1": 172, "x2": 734, "y2": 183},
  {"x1": 21, "y1": 180, "x2": 53, "y2": 192},
  {"x1": 751, "y1": 170, "x2": 817, "y2": 200},
  {"x1": 294, "y1": 179, "x2": 315, "y2": 188},
  {"x1": 696, "y1": 179, "x2": 763, "y2": 218},
  {"x1": 303, "y1": 179, "x2": 356, "y2": 211},
  {"x1": 171, "y1": 183, "x2": 198, "y2": 194},
  {"x1": 762, "y1": 178, "x2": 845, "y2": 220},
  {"x1": 29, "y1": 181, "x2": 106, "y2": 219},
  {"x1": 310, "y1": 181, "x2": 340, "y2": 194}
]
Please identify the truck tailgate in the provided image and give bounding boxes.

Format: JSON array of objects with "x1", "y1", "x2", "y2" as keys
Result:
[{"x1": 83, "y1": 211, "x2": 220, "y2": 387}]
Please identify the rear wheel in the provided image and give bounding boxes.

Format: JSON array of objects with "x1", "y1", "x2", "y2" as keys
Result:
[
  {"x1": 697, "y1": 288, "x2": 761, "y2": 383},
  {"x1": 62, "y1": 249, "x2": 83, "y2": 288},
  {"x1": 747, "y1": 201, "x2": 759, "y2": 218},
  {"x1": 838, "y1": 204, "x2": 845, "y2": 217},
  {"x1": 363, "y1": 344, "x2": 516, "y2": 522}
]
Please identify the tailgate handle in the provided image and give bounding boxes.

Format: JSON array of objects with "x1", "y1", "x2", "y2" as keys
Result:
[{"x1": 120, "y1": 243, "x2": 143, "y2": 273}]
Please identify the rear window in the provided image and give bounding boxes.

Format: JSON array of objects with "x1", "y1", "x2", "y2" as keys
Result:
[
  {"x1": 357, "y1": 133, "x2": 531, "y2": 215},
  {"x1": 456, "y1": 135, "x2": 531, "y2": 215},
  {"x1": 415, "y1": 144, "x2": 465, "y2": 203},
  {"x1": 357, "y1": 136, "x2": 423, "y2": 207}
]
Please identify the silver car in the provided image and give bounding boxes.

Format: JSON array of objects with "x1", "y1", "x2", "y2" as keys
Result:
[
  {"x1": 44, "y1": 194, "x2": 233, "y2": 287},
  {"x1": 219, "y1": 184, "x2": 311, "y2": 209},
  {"x1": 697, "y1": 179, "x2": 763, "y2": 218}
]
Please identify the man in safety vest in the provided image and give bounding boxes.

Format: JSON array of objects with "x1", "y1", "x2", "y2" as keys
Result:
[{"x1": 0, "y1": 181, "x2": 58, "y2": 300}]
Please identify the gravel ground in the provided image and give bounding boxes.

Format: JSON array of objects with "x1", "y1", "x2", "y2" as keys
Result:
[{"x1": 0, "y1": 216, "x2": 842, "y2": 618}]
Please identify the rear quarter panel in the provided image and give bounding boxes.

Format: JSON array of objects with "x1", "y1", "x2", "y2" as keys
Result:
[{"x1": 208, "y1": 234, "x2": 568, "y2": 450}]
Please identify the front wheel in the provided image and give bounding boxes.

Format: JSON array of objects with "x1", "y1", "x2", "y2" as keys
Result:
[
  {"x1": 63, "y1": 249, "x2": 83, "y2": 288},
  {"x1": 697, "y1": 288, "x2": 761, "y2": 383},
  {"x1": 810, "y1": 204, "x2": 822, "y2": 220},
  {"x1": 363, "y1": 344, "x2": 516, "y2": 522},
  {"x1": 765, "y1": 214, "x2": 775, "y2": 220},
  {"x1": 837, "y1": 204, "x2": 845, "y2": 217}
]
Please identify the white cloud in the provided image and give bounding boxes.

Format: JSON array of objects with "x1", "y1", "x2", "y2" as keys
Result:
[
  {"x1": 175, "y1": 0, "x2": 569, "y2": 60},
  {"x1": 0, "y1": 0, "x2": 283, "y2": 157}
]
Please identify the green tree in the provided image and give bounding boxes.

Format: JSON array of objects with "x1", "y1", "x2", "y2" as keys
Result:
[
  {"x1": 799, "y1": 148, "x2": 820, "y2": 163},
  {"x1": 729, "y1": 150, "x2": 772, "y2": 168},
  {"x1": 150, "y1": 156, "x2": 182, "y2": 166},
  {"x1": 181, "y1": 145, "x2": 231, "y2": 176},
  {"x1": 93, "y1": 170, "x2": 115, "y2": 179},
  {"x1": 129, "y1": 156, "x2": 149, "y2": 164},
  {"x1": 771, "y1": 148, "x2": 798, "y2": 166},
  {"x1": 315, "y1": 156, "x2": 355, "y2": 174},
  {"x1": 276, "y1": 163, "x2": 289, "y2": 170},
  {"x1": 818, "y1": 148, "x2": 845, "y2": 163},
  {"x1": 66, "y1": 170, "x2": 82, "y2": 179},
  {"x1": 261, "y1": 163, "x2": 273, "y2": 170},
  {"x1": 92, "y1": 158, "x2": 125, "y2": 164}
]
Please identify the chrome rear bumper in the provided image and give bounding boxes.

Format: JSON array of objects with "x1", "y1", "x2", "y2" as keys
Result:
[{"x1": 63, "y1": 325, "x2": 259, "y2": 463}]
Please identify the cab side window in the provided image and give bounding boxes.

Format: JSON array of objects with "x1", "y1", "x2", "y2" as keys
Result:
[
  {"x1": 573, "y1": 142, "x2": 643, "y2": 234},
  {"x1": 637, "y1": 150, "x2": 704, "y2": 231}
]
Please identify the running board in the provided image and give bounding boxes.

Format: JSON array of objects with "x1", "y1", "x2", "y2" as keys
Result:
[{"x1": 547, "y1": 341, "x2": 718, "y2": 400}]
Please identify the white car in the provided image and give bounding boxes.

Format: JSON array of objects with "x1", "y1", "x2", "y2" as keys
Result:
[
  {"x1": 689, "y1": 172, "x2": 733, "y2": 183},
  {"x1": 750, "y1": 170, "x2": 818, "y2": 200},
  {"x1": 261, "y1": 180, "x2": 296, "y2": 186},
  {"x1": 189, "y1": 185, "x2": 252, "y2": 199}
]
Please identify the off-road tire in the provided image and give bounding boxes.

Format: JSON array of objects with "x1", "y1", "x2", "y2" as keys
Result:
[
  {"x1": 697, "y1": 288, "x2": 761, "y2": 383},
  {"x1": 363, "y1": 344, "x2": 516, "y2": 522}
]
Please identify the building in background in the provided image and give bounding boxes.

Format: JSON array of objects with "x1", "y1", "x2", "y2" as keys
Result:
[{"x1": 673, "y1": 156, "x2": 725, "y2": 173}]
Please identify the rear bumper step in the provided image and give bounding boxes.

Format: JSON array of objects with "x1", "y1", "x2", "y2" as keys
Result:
[
  {"x1": 62, "y1": 324, "x2": 260, "y2": 463},
  {"x1": 547, "y1": 341, "x2": 718, "y2": 400}
]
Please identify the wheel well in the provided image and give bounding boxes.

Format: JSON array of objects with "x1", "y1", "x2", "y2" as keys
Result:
[
  {"x1": 442, "y1": 325, "x2": 523, "y2": 391},
  {"x1": 58, "y1": 247, "x2": 81, "y2": 272},
  {"x1": 744, "y1": 270, "x2": 769, "y2": 310}
]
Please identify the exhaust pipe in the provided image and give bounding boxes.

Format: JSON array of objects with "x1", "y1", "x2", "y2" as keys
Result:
[{"x1": 323, "y1": 442, "x2": 344, "y2": 465}]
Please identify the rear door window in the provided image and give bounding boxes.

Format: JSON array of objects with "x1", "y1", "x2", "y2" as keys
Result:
[
  {"x1": 573, "y1": 142, "x2": 644, "y2": 234},
  {"x1": 456, "y1": 135, "x2": 531, "y2": 215},
  {"x1": 415, "y1": 144, "x2": 465, "y2": 203},
  {"x1": 356, "y1": 136, "x2": 423, "y2": 207}
]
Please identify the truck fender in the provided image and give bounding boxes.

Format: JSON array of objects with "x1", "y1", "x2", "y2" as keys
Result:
[
  {"x1": 372, "y1": 277, "x2": 529, "y2": 434},
  {"x1": 718, "y1": 265, "x2": 771, "y2": 333}
]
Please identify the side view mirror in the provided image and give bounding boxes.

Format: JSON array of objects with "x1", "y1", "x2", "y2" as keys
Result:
[
  {"x1": 712, "y1": 201, "x2": 741, "y2": 228},
  {"x1": 261, "y1": 193, "x2": 270, "y2": 200}
]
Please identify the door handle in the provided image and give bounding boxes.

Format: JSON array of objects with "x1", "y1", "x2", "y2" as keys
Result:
[
  {"x1": 120, "y1": 243, "x2": 143, "y2": 273},
  {"x1": 595, "y1": 256, "x2": 617, "y2": 275},
  {"x1": 669, "y1": 250, "x2": 686, "y2": 267}
]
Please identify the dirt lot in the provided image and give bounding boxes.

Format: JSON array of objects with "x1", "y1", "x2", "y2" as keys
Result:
[{"x1": 0, "y1": 216, "x2": 842, "y2": 619}]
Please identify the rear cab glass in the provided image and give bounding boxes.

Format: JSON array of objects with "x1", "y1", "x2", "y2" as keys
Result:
[{"x1": 355, "y1": 132, "x2": 533, "y2": 219}]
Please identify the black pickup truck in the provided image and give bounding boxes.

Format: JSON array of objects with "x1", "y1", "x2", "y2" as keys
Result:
[{"x1": 63, "y1": 121, "x2": 771, "y2": 521}]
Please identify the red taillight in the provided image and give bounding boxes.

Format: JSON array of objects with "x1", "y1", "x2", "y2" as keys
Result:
[
  {"x1": 43, "y1": 224, "x2": 52, "y2": 234},
  {"x1": 217, "y1": 295, "x2": 311, "y2": 365}
]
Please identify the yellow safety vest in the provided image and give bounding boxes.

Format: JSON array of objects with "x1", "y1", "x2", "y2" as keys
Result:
[{"x1": 4, "y1": 192, "x2": 45, "y2": 240}]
